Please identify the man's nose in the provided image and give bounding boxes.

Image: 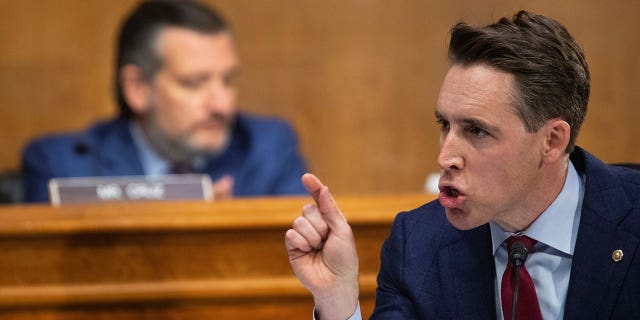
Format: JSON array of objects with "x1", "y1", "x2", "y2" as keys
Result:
[
  {"x1": 437, "y1": 132, "x2": 464, "y2": 171},
  {"x1": 204, "y1": 81, "x2": 235, "y2": 113}
]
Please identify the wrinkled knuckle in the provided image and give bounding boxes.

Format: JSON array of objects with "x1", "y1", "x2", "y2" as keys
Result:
[
  {"x1": 292, "y1": 216, "x2": 307, "y2": 229},
  {"x1": 284, "y1": 228, "x2": 296, "y2": 240},
  {"x1": 302, "y1": 203, "x2": 317, "y2": 215}
]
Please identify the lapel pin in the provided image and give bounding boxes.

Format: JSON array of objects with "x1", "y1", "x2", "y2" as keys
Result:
[{"x1": 612, "y1": 249, "x2": 623, "y2": 262}]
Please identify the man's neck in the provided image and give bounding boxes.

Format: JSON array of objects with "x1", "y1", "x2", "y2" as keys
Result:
[{"x1": 497, "y1": 157, "x2": 570, "y2": 232}]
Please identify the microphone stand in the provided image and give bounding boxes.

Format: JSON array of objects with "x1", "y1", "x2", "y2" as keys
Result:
[
  {"x1": 509, "y1": 241, "x2": 528, "y2": 320},
  {"x1": 511, "y1": 259, "x2": 522, "y2": 320}
]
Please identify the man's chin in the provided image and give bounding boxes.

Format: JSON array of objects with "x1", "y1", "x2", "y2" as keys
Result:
[
  {"x1": 444, "y1": 208, "x2": 481, "y2": 231},
  {"x1": 188, "y1": 136, "x2": 230, "y2": 156}
]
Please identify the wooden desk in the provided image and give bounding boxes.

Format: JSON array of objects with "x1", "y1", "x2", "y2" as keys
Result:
[{"x1": 0, "y1": 194, "x2": 433, "y2": 319}]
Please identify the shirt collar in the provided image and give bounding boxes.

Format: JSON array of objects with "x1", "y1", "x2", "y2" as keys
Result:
[
  {"x1": 129, "y1": 121, "x2": 170, "y2": 175},
  {"x1": 490, "y1": 160, "x2": 583, "y2": 256}
]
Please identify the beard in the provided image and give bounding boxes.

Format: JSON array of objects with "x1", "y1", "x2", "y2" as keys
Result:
[{"x1": 139, "y1": 109, "x2": 234, "y2": 163}]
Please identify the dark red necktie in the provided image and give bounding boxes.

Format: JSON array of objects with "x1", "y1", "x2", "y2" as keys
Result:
[
  {"x1": 501, "y1": 235, "x2": 542, "y2": 320},
  {"x1": 170, "y1": 162, "x2": 194, "y2": 174}
]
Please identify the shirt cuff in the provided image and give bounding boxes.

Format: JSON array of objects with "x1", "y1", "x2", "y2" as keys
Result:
[{"x1": 312, "y1": 301, "x2": 362, "y2": 320}]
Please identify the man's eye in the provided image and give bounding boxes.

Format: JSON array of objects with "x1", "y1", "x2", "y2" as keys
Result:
[
  {"x1": 223, "y1": 73, "x2": 237, "y2": 87},
  {"x1": 436, "y1": 119, "x2": 449, "y2": 130},
  {"x1": 178, "y1": 78, "x2": 204, "y2": 89},
  {"x1": 223, "y1": 76, "x2": 234, "y2": 87},
  {"x1": 467, "y1": 126, "x2": 489, "y2": 137}
]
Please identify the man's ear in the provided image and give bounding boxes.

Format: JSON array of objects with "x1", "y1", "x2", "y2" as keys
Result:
[
  {"x1": 120, "y1": 65, "x2": 151, "y2": 114},
  {"x1": 542, "y1": 119, "x2": 571, "y2": 163}
]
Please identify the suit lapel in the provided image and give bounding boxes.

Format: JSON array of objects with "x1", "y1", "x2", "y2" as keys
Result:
[
  {"x1": 439, "y1": 226, "x2": 496, "y2": 319},
  {"x1": 565, "y1": 207, "x2": 639, "y2": 319},
  {"x1": 564, "y1": 150, "x2": 640, "y2": 319}
]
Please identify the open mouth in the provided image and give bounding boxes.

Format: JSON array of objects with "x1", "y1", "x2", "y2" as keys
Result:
[
  {"x1": 442, "y1": 186, "x2": 460, "y2": 198},
  {"x1": 438, "y1": 185, "x2": 466, "y2": 209}
]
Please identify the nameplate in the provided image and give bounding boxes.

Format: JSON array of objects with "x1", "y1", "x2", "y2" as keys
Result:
[{"x1": 48, "y1": 174, "x2": 213, "y2": 206}]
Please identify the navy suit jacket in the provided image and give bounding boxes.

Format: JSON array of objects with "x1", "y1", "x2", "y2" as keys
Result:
[
  {"x1": 22, "y1": 113, "x2": 307, "y2": 202},
  {"x1": 372, "y1": 147, "x2": 640, "y2": 319}
]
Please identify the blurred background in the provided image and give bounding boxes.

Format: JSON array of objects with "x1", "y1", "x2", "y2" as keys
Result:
[{"x1": 1, "y1": 0, "x2": 638, "y2": 196}]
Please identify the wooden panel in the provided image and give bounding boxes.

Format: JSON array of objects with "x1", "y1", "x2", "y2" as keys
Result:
[
  {"x1": 0, "y1": 194, "x2": 434, "y2": 318},
  {"x1": 1, "y1": 0, "x2": 638, "y2": 194}
]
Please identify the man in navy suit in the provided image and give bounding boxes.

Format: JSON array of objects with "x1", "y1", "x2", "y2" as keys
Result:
[
  {"x1": 286, "y1": 11, "x2": 640, "y2": 319},
  {"x1": 22, "y1": 0, "x2": 307, "y2": 203}
]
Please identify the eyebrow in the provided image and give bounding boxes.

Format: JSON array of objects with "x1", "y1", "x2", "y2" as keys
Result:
[
  {"x1": 434, "y1": 110, "x2": 500, "y2": 133},
  {"x1": 463, "y1": 118, "x2": 496, "y2": 131}
]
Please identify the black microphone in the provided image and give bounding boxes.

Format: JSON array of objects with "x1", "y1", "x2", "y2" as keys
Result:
[
  {"x1": 74, "y1": 142, "x2": 91, "y2": 155},
  {"x1": 509, "y1": 241, "x2": 528, "y2": 320},
  {"x1": 510, "y1": 241, "x2": 528, "y2": 267},
  {"x1": 74, "y1": 140, "x2": 101, "y2": 176}
]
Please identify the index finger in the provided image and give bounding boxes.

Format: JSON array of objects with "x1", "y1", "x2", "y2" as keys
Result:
[
  {"x1": 301, "y1": 173, "x2": 347, "y2": 232},
  {"x1": 301, "y1": 173, "x2": 323, "y2": 203}
]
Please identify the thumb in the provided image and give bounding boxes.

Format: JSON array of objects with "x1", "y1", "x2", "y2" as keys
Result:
[{"x1": 301, "y1": 173, "x2": 348, "y2": 232}]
